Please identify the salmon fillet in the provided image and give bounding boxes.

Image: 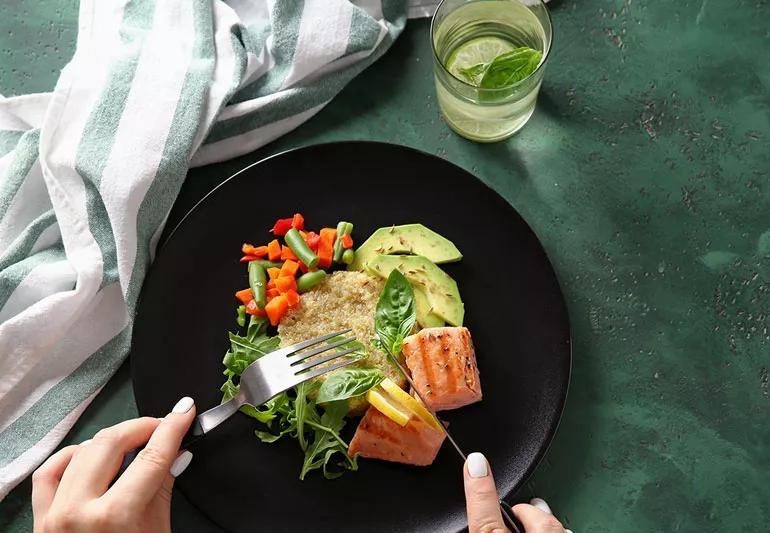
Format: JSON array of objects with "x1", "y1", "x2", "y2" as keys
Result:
[
  {"x1": 348, "y1": 407, "x2": 446, "y2": 466},
  {"x1": 402, "y1": 326, "x2": 482, "y2": 411}
]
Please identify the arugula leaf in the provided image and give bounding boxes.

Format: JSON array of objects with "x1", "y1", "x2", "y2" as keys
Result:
[
  {"x1": 479, "y1": 47, "x2": 542, "y2": 89},
  {"x1": 316, "y1": 367, "x2": 384, "y2": 404},
  {"x1": 300, "y1": 400, "x2": 358, "y2": 480},
  {"x1": 375, "y1": 270, "x2": 416, "y2": 356}
]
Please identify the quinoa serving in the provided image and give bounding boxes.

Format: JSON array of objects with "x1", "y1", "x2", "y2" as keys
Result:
[{"x1": 277, "y1": 270, "x2": 406, "y2": 414}]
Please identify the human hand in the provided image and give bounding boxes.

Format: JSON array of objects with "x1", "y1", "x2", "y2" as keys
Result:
[
  {"x1": 463, "y1": 452, "x2": 572, "y2": 533},
  {"x1": 32, "y1": 397, "x2": 196, "y2": 533}
]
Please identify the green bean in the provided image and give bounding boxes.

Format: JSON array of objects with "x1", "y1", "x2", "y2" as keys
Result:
[
  {"x1": 341, "y1": 248, "x2": 355, "y2": 265},
  {"x1": 236, "y1": 305, "x2": 246, "y2": 327},
  {"x1": 297, "y1": 270, "x2": 327, "y2": 293},
  {"x1": 332, "y1": 221, "x2": 354, "y2": 263},
  {"x1": 248, "y1": 261, "x2": 267, "y2": 308},
  {"x1": 285, "y1": 228, "x2": 319, "y2": 268},
  {"x1": 250, "y1": 260, "x2": 282, "y2": 270}
]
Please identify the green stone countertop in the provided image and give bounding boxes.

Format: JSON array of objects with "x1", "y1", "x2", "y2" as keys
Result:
[{"x1": 2, "y1": 1, "x2": 768, "y2": 531}]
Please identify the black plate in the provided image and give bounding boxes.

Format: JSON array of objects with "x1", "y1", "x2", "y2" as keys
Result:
[{"x1": 131, "y1": 141, "x2": 571, "y2": 533}]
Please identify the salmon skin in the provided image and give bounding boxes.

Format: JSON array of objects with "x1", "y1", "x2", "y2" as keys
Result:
[
  {"x1": 402, "y1": 327, "x2": 482, "y2": 411},
  {"x1": 348, "y1": 407, "x2": 445, "y2": 466}
]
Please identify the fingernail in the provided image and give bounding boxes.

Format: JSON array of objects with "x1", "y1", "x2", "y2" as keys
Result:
[
  {"x1": 467, "y1": 452, "x2": 488, "y2": 478},
  {"x1": 172, "y1": 397, "x2": 194, "y2": 414},
  {"x1": 170, "y1": 450, "x2": 193, "y2": 477},
  {"x1": 530, "y1": 497, "x2": 552, "y2": 514},
  {"x1": 565, "y1": 530, "x2": 574, "y2": 533},
  {"x1": 80, "y1": 439, "x2": 92, "y2": 446}
]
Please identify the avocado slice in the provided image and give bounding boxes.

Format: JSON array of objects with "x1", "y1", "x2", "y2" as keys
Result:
[
  {"x1": 367, "y1": 255, "x2": 464, "y2": 326},
  {"x1": 348, "y1": 224, "x2": 462, "y2": 271},
  {"x1": 414, "y1": 287, "x2": 445, "y2": 328}
]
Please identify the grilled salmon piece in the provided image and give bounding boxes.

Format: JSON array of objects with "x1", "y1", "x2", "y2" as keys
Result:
[
  {"x1": 402, "y1": 326, "x2": 482, "y2": 411},
  {"x1": 348, "y1": 407, "x2": 445, "y2": 466}
]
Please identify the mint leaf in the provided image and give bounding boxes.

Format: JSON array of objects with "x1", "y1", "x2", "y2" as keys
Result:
[{"x1": 479, "y1": 47, "x2": 542, "y2": 89}]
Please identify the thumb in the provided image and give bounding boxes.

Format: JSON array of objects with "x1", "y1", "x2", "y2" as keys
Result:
[{"x1": 464, "y1": 452, "x2": 507, "y2": 533}]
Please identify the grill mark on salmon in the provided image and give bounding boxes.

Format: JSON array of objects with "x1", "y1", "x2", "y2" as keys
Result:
[
  {"x1": 348, "y1": 407, "x2": 446, "y2": 466},
  {"x1": 402, "y1": 326, "x2": 482, "y2": 411}
]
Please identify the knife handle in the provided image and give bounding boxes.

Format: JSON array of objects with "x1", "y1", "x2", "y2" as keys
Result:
[
  {"x1": 500, "y1": 499, "x2": 525, "y2": 533},
  {"x1": 112, "y1": 417, "x2": 204, "y2": 483}
]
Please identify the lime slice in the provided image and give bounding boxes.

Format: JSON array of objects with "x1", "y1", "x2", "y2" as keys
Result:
[{"x1": 445, "y1": 36, "x2": 516, "y2": 84}]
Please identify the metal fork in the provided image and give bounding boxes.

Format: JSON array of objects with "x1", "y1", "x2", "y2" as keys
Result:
[
  {"x1": 178, "y1": 328, "x2": 360, "y2": 448},
  {"x1": 116, "y1": 329, "x2": 360, "y2": 478}
]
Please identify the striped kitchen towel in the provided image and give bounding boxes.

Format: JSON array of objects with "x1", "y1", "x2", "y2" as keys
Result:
[{"x1": 0, "y1": 0, "x2": 438, "y2": 499}]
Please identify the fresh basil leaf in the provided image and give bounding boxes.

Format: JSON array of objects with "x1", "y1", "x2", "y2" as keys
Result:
[
  {"x1": 375, "y1": 269, "x2": 416, "y2": 356},
  {"x1": 479, "y1": 47, "x2": 542, "y2": 89},
  {"x1": 316, "y1": 367, "x2": 385, "y2": 404}
]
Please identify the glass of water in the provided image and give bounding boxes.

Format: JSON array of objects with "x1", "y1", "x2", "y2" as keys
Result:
[{"x1": 431, "y1": 0, "x2": 553, "y2": 142}]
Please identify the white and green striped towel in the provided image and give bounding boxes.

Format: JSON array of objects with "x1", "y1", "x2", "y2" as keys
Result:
[{"x1": 0, "y1": 0, "x2": 437, "y2": 500}]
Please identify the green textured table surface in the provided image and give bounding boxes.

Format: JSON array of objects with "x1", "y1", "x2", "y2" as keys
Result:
[{"x1": 2, "y1": 1, "x2": 769, "y2": 531}]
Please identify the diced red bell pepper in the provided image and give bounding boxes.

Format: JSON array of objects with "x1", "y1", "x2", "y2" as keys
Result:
[
  {"x1": 267, "y1": 239, "x2": 282, "y2": 261},
  {"x1": 285, "y1": 289, "x2": 301, "y2": 308},
  {"x1": 240, "y1": 255, "x2": 258, "y2": 263},
  {"x1": 271, "y1": 218, "x2": 294, "y2": 236},
  {"x1": 266, "y1": 288, "x2": 281, "y2": 299},
  {"x1": 235, "y1": 288, "x2": 254, "y2": 305},
  {"x1": 303, "y1": 231, "x2": 321, "y2": 252},
  {"x1": 340, "y1": 234, "x2": 354, "y2": 249},
  {"x1": 298, "y1": 261, "x2": 309, "y2": 274},
  {"x1": 291, "y1": 213, "x2": 305, "y2": 231},
  {"x1": 281, "y1": 245, "x2": 298, "y2": 261}
]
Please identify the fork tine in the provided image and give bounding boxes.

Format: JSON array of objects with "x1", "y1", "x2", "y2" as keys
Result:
[
  {"x1": 268, "y1": 329, "x2": 352, "y2": 359},
  {"x1": 292, "y1": 346, "x2": 361, "y2": 373},
  {"x1": 287, "y1": 336, "x2": 356, "y2": 363},
  {"x1": 297, "y1": 354, "x2": 361, "y2": 381}
]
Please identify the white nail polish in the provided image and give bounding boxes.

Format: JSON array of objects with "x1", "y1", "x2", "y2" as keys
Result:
[
  {"x1": 80, "y1": 439, "x2": 92, "y2": 446},
  {"x1": 530, "y1": 497, "x2": 553, "y2": 514},
  {"x1": 172, "y1": 397, "x2": 194, "y2": 414},
  {"x1": 565, "y1": 530, "x2": 574, "y2": 533},
  {"x1": 170, "y1": 451, "x2": 193, "y2": 477},
  {"x1": 467, "y1": 452, "x2": 488, "y2": 478}
]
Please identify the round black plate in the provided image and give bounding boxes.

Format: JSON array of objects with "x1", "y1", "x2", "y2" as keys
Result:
[{"x1": 131, "y1": 141, "x2": 571, "y2": 533}]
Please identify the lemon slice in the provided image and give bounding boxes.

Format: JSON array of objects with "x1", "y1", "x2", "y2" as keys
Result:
[
  {"x1": 366, "y1": 388, "x2": 411, "y2": 426},
  {"x1": 445, "y1": 36, "x2": 516, "y2": 84},
  {"x1": 379, "y1": 379, "x2": 443, "y2": 433}
]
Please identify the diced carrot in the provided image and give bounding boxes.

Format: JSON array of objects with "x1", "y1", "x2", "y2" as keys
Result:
[
  {"x1": 266, "y1": 279, "x2": 276, "y2": 290},
  {"x1": 280, "y1": 259, "x2": 299, "y2": 278},
  {"x1": 285, "y1": 289, "x2": 301, "y2": 308},
  {"x1": 281, "y1": 245, "x2": 298, "y2": 261},
  {"x1": 291, "y1": 213, "x2": 305, "y2": 230},
  {"x1": 235, "y1": 288, "x2": 253, "y2": 305},
  {"x1": 304, "y1": 231, "x2": 321, "y2": 251},
  {"x1": 240, "y1": 255, "x2": 258, "y2": 263},
  {"x1": 267, "y1": 267, "x2": 281, "y2": 281},
  {"x1": 245, "y1": 299, "x2": 266, "y2": 316},
  {"x1": 274, "y1": 276, "x2": 297, "y2": 294},
  {"x1": 341, "y1": 234, "x2": 354, "y2": 249},
  {"x1": 253, "y1": 245, "x2": 269, "y2": 257},
  {"x1": 265, "y1": 294, "x2": 289, "y2": 326},
  {"x1": 317, "y1": 228, "x2": 337, "y2": 268},
  {"x1": 242, "y1": 243, "x2": 257, "y2": 255},
  {"x1": 267, "y1": 239, "x2": 282, "y2": 261},
  {"x1": 266, "y1": 288, "x2": 281, "y2": 298}
]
